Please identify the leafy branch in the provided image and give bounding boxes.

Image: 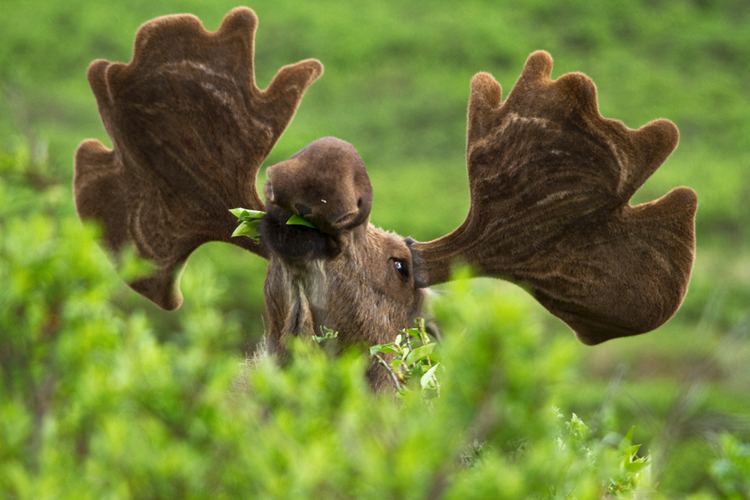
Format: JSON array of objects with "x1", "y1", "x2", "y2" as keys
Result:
[{"x1": 370, "y1": 318, "x2": 440, "y2": 397}]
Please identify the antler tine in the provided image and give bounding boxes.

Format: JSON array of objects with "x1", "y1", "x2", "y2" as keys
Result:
[
  {"x1": 74, "y1": 8, "x2": 322, "y2": 310},
  {"x1": 413, "y1": 51, "x2": 697, "y2": 344},
  {"x1": 467, "y1": 72, "x2": 503, "y2": 145}
]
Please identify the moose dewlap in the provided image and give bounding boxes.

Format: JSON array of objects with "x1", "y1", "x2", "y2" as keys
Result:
[{"x1": 73, "y1": 7, "x2": 697, "y2": 389}]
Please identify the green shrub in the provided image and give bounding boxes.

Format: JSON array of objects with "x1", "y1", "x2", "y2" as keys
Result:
[
  {"x1": 710, "y1": 434, "x2": 750, "y2": 499},
  {"x1": 0, "y1": 168, "x2": 653, "y2": 496}
]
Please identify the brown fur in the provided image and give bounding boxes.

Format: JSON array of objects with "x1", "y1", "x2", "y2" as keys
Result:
[{"x1": 74, "y1": 9, "x2": 697, "y2": 388}]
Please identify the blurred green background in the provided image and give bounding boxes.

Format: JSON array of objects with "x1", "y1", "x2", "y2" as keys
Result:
[{"x1": 1, "y1": 0, "x2": 748, "y2": 496}]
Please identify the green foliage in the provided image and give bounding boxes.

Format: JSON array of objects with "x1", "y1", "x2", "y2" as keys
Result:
[
  {"x1": 312, "y1": 325, "x2": 339, "y2": 345},
  {"x1": 710, "y1": 434, "x2": 750, "y2": 499},
  {"x1": 0, "y1": 198, "x2": 652, "y2": 496},
  {"x1": 370, "y1": 318, "x2": 441, "y2": 396},
  {"x1": 229, "y1": 208, "x2": 266, "y2": 241}
]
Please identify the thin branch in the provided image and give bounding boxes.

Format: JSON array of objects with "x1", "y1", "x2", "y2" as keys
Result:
[{"x1": 373, "y1": 353, "x2": 403, "y2": 391}]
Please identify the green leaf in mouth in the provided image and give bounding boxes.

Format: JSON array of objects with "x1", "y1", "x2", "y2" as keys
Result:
[
  {"x1": 228, "y1": 208, "x2": 317, "y2": 239},
  {"x1": 286, "y1": 214, "x2": 316, "y2": 228},
  {"x1": 229, "y1": 208, "x2": 266, "y2": 222},
  {"x1": 231, "y1": 220, "x2": 261, "y2": 241},
  {"x1": 229, "y1": 208, "x2": 265, "y2": 241}
]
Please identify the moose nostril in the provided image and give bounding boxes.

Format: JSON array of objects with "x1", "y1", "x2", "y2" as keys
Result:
[
  {"x1": 294, "y1": 203, "x2": 312, "y2": 217},
  {"x1": 334, "y1": 210, "x2": 358, "y2": 226}
]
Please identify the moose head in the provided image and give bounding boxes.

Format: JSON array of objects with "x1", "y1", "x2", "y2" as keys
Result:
[{"x1": 74, "y1": 8, "x2": 697, "y2": 388}]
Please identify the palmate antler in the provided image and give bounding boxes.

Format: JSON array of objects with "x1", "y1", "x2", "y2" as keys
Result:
[
  {"x1": 74, "y1": 8, "x2": 322, "y2": 309},
  {"x1": 412, "y1": 51, "x2": 697, "y2": 344}
]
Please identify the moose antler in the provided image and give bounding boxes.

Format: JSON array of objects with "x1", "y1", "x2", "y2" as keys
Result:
[
  {"x1": 74, "y1": 7, "x2": 322, "y2": 309},
  {"x1": 412, "y1": 51, "x2": 697, "y2": 344}
]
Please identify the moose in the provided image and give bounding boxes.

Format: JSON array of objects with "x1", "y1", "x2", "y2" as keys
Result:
[{"x1": 74, "y1": 8, "x2": 697, "y2": 388}]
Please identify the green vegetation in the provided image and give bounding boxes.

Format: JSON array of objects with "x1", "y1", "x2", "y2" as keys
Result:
[
  {"x1": 0, "y1": 197, "x2": 655, "y2": 496},
  {"x1": 230, "y1": 208, "x2": 266, "y2": 241},
  {"x1": 1, "y1": 0, "x2": 748, "y2": 496}
]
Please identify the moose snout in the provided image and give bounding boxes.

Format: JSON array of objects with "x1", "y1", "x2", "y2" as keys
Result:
[
  {"x1": 293, "y1": 203, "x2": 357, "y2": 233},
  {"x1": 292, "y1": 201, "x2": 353, "y2": 232},
  {"x1": 263, "y1": 137, "x2": 373, "y2": 235},
  {"x1": 264, "y1": 183, "x2": 359, "y2": 235},
  {"x1": 294, "y1": 203, "x2": 312, "y2": 217}
]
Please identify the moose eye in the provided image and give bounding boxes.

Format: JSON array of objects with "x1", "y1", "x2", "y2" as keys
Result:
[{"x1": 391, "y1": 258, "x2": 409, "y2": 280}]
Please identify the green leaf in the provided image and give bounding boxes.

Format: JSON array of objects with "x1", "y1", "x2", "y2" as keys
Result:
[
  {"x1": 313, "y1": 326, "x2": 339, "y2": 344},
  {"x1": 229, "y1": 208, "x2": 266, "y2": 222},
  {"x1": 404, "y1": 327, "x2": 421, "y2": 339},
  {"x1": 286, "y1": 214, "x2": 316, "y2": 228},
  {"x1": 405, "y1": 343, "x2": 436, "y2": 365},
  {"x1": 231, "y1": 220, "x2": 261, "y2": 240},
  {"x1": 370, "y1": 344, "x2": 398, "y2": 356},
  {"x1": 420, "y1": 363, "x2": 440, "y2": 390}
]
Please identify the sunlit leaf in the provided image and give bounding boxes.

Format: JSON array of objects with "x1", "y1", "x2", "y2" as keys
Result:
[
  {"x1": 285, "y1": 214, "x2": 316, "y2": 228},
  {"x1": 229, "y1": 207, "x2": 266, "y2": 222},
  {"x1": 231, "y1": 220, "x2": 261, "y2": 240}
]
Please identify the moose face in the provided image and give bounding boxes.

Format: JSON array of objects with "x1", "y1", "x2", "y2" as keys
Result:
[
  {"x1": 259, "y1": 137, "x2": 426, "y2": 366},
  {"x1": 260, "y1": 137, "x2": 373, "y2": 261}
]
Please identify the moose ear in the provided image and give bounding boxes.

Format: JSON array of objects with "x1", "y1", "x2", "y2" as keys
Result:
[
  {"x1": 410, "y1": 51, "x2": 696, "y2": 344},
  {"x1": 74, "y1": 7, "x2": 322, "y2": 309},
  {"x1": 352, "y1": 167, "x2": 374, "y2": 229},
  {"x1": 405, "y1": 237, "x2": 430, "y2": 288}
]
